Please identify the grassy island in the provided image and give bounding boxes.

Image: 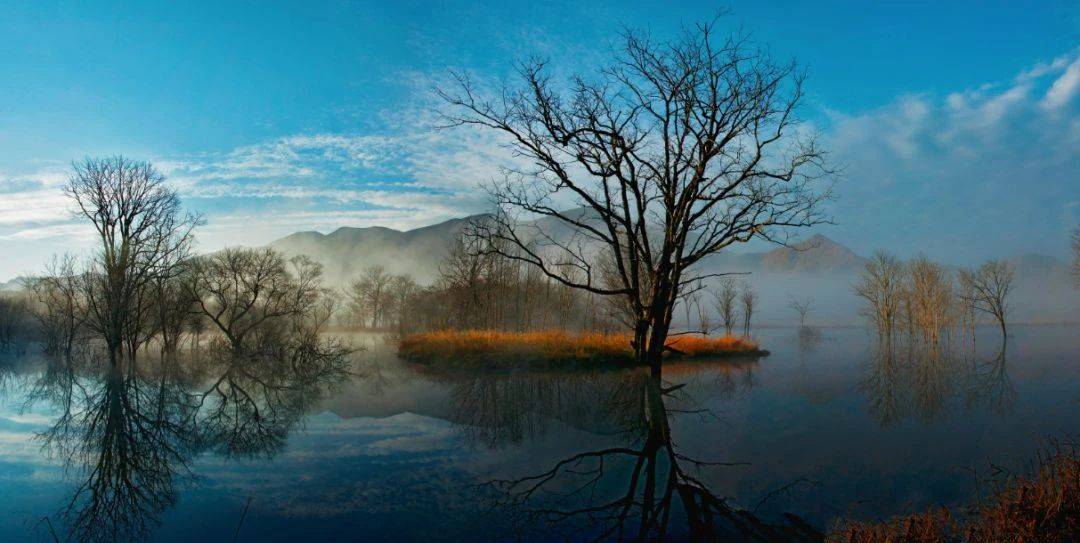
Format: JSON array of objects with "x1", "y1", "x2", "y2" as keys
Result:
[{"x1": 397, "y1": 329, "x2": 767, "y2": 368}]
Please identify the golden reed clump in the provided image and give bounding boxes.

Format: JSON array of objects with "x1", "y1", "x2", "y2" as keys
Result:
[
  {"x1": 829, "y1": 444, "x2": 1079, "y2": 542},
  {"x1": 398, "y1": 329, "x2": 760, "y2": 366}
]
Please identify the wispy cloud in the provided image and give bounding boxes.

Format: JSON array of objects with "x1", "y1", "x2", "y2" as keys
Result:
[
  {"x1": 826, "y1": 49, "x2": 1080, "y2": 263},
  {"x1": 1, "y1": 49, "x2": 1077, "y2": 276}
]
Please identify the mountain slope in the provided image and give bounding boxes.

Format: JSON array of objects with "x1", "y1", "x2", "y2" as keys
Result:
[{"x1": 269, "y1": 215, "x2": 487, "y2": 285}]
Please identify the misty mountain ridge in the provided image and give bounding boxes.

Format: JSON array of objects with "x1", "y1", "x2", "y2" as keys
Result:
[{"x1": 265, "y1": 212, "x2": 1071, "y2": 288}]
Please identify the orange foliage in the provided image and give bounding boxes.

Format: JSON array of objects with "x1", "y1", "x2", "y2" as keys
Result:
[
  {"x1": 665, "y1": 334, "x2": 759, "y2": 357},
  {"x1": 398, "y1": 329, "x2": 760, "y2": 366}
]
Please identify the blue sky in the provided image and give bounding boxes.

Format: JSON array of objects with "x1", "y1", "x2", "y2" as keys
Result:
[{"x1": 1, "y1": 1, "x2": 1078, "y2": 279}]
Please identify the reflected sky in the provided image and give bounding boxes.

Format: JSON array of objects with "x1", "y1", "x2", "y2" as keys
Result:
[{"x1": 0, "y1": 326, "x2": 1077, "y2": 541}]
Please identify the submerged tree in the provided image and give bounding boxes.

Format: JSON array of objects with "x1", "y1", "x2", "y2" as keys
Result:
[
  {"x1": 441, "y1": 21, "x2": 832, "y2": 372},
  {"x1": 66, "y1": 157, "x2": 199, "y2": 367},
  {"x1": 186, "y1": 248, "x2": 323, "y2": 355},
  {"x1": 788, "y1": 296, "x2": 813, "y2": 326},
  {"x1": 959, "y1": 260, "x2": 1014, "y2": 340},
  {"x1": 853, "y1": 251, "x2": 905, "y2": 336}
]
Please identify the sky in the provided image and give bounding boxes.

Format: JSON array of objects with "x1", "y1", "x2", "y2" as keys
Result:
[{"x1": 1, "y1": 0, "x2": 1078, "y2": 280}]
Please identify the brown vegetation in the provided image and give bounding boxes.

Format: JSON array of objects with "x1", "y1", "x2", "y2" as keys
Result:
[
  {"x1": 398, "y1": 329, "x2": 763, "y2": 367},
  {"x1": 830, "y1": 444, "x2": 1079, "y2": 542}
]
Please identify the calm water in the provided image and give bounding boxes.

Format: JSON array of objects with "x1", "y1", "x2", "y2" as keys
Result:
[{"x1": 0, "y1": 326, "x2": 1076, "y2": 541}]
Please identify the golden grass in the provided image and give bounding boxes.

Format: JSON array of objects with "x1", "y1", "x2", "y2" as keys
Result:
[
  {"x1": 398, "y1": 329, "x2": 762, "y2": 367},
  {"x1": 829, "y1": 445, "x2": 1079, "y2": 542}
]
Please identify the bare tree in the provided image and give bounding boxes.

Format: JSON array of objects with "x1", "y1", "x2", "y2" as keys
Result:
[
  {"x1": 959, "y1": 260, "x2": 1014, "y2": 339},
  {"x1": 186, "y1": 248, "x2": 322, "y2": 355},
  {"x1": 26, "y1": 255, "x2": 87, "y2": 358},
  {"x1": 442, "y1": 21, "x2": 832, "y2": 371},
  {"x1": 66, "y1": 157, "x2": 199, "y2": 367},
  {"x1": 348, "y1": 265, "x2": 394, "y2": 329},
  {"x1": 714, "y1": 277, "x2": 738, "y2": 335},
  {"x1": 903, "y1": 256, "x2": 954, "y2": 343},
  {"x1": 389, "y1": 274, "x2": 419, "y2": 334},
  {"x1": 853, "y1": 251, "x2": 905, "y2": 335},
  {"x1": 788, "y1": 296, "x2": 813, "y2": 326},
  {"x1": 739, "y1": 281, "x2": 757, "y2": 336},
  {"x1": 0, "y1": 295, "x2": 31, "y2": 350}
]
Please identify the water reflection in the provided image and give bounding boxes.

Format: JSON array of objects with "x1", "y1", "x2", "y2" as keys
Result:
[
  {"x1": 861, "y1": 338, "x2": 1014, "y2": 427},
  {"x1": 25, "y1": 339, "x2": 351, "y2": 542},
  {"x1": 426, "y1": 359, "x2": 823, "y2": 541}
]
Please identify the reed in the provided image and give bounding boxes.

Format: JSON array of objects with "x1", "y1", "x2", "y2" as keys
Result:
[
  {"x1": 829, "y1": 444, "x2": 1079, "y2": 542},
  {"x1": 398, "y1": 329, "x2": 762, "y2": 367}
]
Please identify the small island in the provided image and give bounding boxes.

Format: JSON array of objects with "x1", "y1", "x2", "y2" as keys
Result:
[{"x1": 398, "y1": 330, "x2": 767, "y2": 368}]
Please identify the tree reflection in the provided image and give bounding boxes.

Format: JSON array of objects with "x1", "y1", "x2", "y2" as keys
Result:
[
  {"x1": 27, "y1": 337, "x2": 352, "y2": 542},
  {"x1": 966, "y1": 342, "x2": 1015, "y2": 416},
  {"x1": 442, "y1": 361, "x2": 821, "y2": 541},
  {"x1": 861, "y1": 337, "x2": 1014, "y2": 427}
]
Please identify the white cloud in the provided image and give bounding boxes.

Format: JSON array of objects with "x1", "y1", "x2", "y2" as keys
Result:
[
  {"x1": 827, "y1": 50, "x2": 1080, "y2": 263},
  {"x1": 1042, "y1": 56, "x2": 1080, "y2": 110}
]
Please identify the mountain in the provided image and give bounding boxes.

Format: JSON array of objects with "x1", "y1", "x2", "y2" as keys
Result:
[
  {"x1": 0, "y1": 276, "x2": 28, "y2": 292},
  {"x1": 268, "y1": 215, "x2": 487, "y2": 286},
  {"x1": 758, "y1": 234, "x2": 867, "y2": 273},
  {"x1": 266, "y1": 207, "x2": 870, "y2": 287}
]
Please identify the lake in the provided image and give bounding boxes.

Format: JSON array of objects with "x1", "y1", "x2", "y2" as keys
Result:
[{"x1": 0, "y1": 325, "x2": 1076, "y2": 541}]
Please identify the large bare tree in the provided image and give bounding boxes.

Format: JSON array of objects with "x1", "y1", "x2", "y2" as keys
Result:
[
  {"x1": 441, "y1": 22, "x2": 832, "y2": 371},
  {"x1": 66, "y1": 157, "x2": 199, "y2": 367}
]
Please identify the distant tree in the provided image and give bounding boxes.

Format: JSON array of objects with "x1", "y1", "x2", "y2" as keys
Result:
[
  {"x1": 349, "y1": 265, "x2": 393, "y2": 329},
  {"x1": 959, "y1": 260, "x2": 1014, "y2": 339},
  {"x1": 26, "y1": 255, "x2": 87, "y2": 357},
  {"x1": 187, "y1": 248, "x2": 322, "y2": 355},
  {"x1": 0, "y1": 295, "x2": 30, "y2": 349},
  {"x1": 66, "y1": 156, "x2": 199, "y2": 366},
  {"x1": 788, "y1": 296, "x2": 813, "y2": 326},
  {"x1": 442, "y1": 21, "x2": 832, "y2": 372},
  {"x1": 437, "y1": 233, "x2": 490, "y2": 329},
  {"x1": 715, "y1": 278, "x2": 739, "y2": 335},
  {"x1": 902, "y1": 256, "x2": 954, "y2": 343},
  {"x1": 739, "y1": 282, "x2": 757, "y2": 336},
  {"x1": 853, "y1": 251, "x2": 905, "y2": 335},
  {"x1": 389, "y1": 274, "x2": 419, "y2": 334}
]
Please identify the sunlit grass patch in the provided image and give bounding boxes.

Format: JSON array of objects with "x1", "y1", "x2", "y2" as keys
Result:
[{"x1": 398, "y1": 329, "x2": 764, "y2": 367}]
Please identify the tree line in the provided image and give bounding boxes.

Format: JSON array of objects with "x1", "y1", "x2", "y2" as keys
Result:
[
  {"x1": 6, "y1": 157, "x2": 347, "y2": 366},
  {"x1": 854, "y1": 251, "x2": 1014, "y2": 343}
]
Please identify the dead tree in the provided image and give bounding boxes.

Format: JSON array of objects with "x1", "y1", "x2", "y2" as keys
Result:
[
  {"x1": 959, "y1": 260, "x2": 1014, "y2": 340},
  {"x1": 441, "y1": 21, "x2": 832, "y2": 372},
  {"x1": 788, "y1": 296, "x2": 813, "y2": 326},
  {"x1": 739, "y1": 281, "x2": 757, "y2": 336},
  {"x1": 715, "y1": 277, "x2": 738, "y2": 335},
  {"x1": 902, "y1": 256, "x2": 954, "y2": 343},
  {"x1": 853, "y1": 251, "x2": 904, "y2": 335}
]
